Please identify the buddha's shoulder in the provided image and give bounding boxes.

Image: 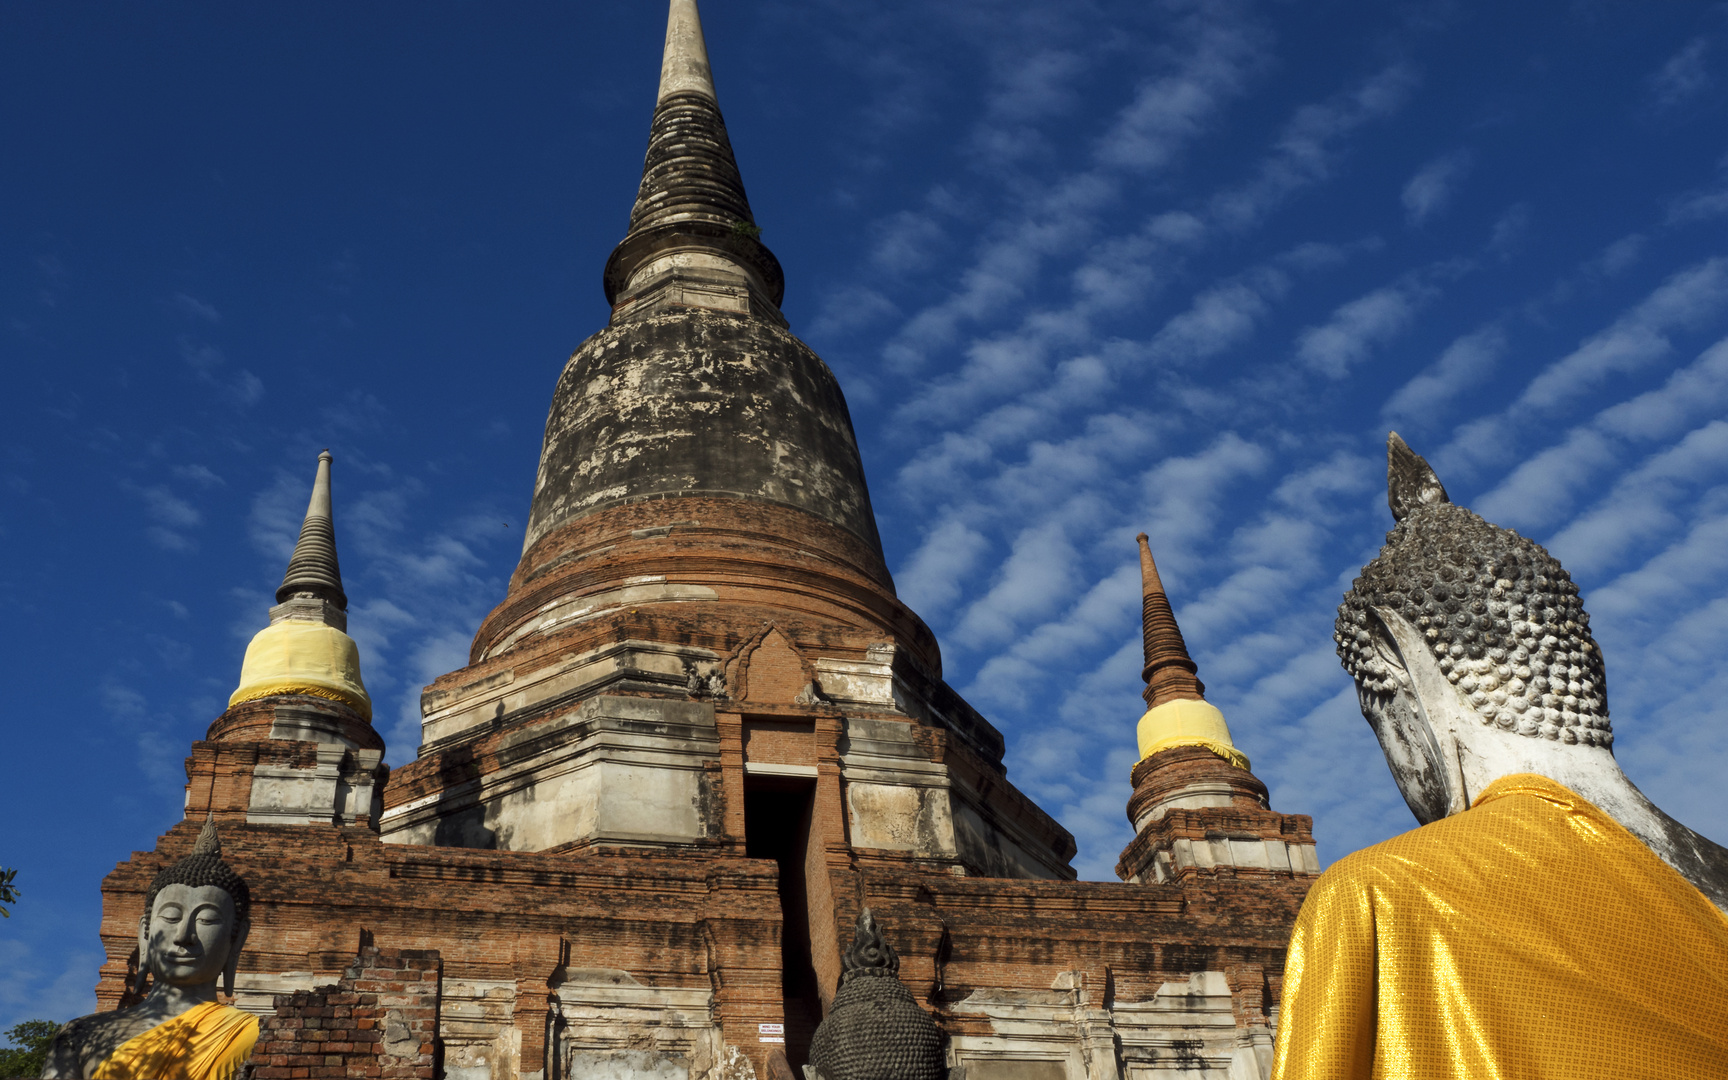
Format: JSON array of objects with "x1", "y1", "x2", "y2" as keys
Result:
[
  {"x1": 44, "y1": 1009, "x2": 158, "y2": 1077},
  {"x1": 1318, "y1": 793, "x2": 1578, "y2": 897},
  {"x1": 71, "y1": 1007, "x2": 160, "y2": 1036},
  {"x1": 1319, "y1": 809, "x2": 1511, "y2": 885}
]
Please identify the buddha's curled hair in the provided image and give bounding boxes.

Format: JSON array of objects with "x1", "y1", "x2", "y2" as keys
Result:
[
  {"x1": 1335, "y1": 435, "x2": 1611, "y2": 748},
  {"x1": 143, "y1": 818, "x2": 251, "y2": 936}
]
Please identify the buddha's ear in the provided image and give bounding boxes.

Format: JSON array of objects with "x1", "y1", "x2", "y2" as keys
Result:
[
  {"x1": 134, "y1": 913, "x2": 151, "y2": 996},
  {"x1": 223, "y1": 918, "x2": 250, "y2": 999},
  {"x1": 1365, "y1": 606, "x2": 1415, "y2": 692}
]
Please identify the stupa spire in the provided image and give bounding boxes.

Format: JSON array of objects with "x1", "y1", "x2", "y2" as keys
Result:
[
  {"x1": 1116, "y1": 535, "x2": 1311, "y2": 882},
  {"x1": 230, "y1": 449, "x2": 371, "y2": 720},
  {"x1": 1131, "y1": 533, "x2": 1246, "y2": 771},
  {"x1": 277, "y1": 450, "x2": 346, "y2": 610},
  {"x1": 1136, "y1": 532, "x2": 1203, "y2": 708},
  {"x1": 603, "y1": 0, "x2": 785, "y2": 314},
  {"x1": 658, "y1": 0, "x2": 716, "y2": 103}
]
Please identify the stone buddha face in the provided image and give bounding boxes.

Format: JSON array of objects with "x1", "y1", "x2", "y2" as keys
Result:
[{"x1": 138, "y1": 882, "x2": 245, "y2": 992}]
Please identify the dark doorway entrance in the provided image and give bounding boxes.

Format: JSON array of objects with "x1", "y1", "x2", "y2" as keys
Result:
[{"x1": 745, "y1": 776, "x2": 822, "y2": 1069}]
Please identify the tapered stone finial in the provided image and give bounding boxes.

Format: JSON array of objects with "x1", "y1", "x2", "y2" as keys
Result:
[
  {"x1": 659, "y1": 0, "x2": 716, "y2": 103},
  {"x1": 1136, "y1": 533, "x2": 1204, "y2": 709},
  {"x1": 602, "y1": 0, "x2": 784, "y2": 311},
  {"x1": 277, "y1": 450, "x2": 347, "y2": 610}
]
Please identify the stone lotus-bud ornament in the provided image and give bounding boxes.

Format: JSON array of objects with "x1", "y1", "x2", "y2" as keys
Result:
[
  {"x1": 804, "y1": 909, "x2": 947, "y2": 1080},
  {"x1": 43, "y1": 819, "x2": 260, "y2": 1080}
]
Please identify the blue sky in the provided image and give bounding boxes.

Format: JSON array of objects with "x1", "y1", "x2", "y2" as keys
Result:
[{"x1": 5, "y1": 0, "x2": 1728, "y2": 1027}]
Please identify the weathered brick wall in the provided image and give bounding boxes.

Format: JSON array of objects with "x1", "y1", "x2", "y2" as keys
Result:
[{"x1": 250, "y1": 947, "x2": 440, "y2": 1080}]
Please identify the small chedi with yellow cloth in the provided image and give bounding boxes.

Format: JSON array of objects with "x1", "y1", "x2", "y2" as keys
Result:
[
  {"x1": 43, "y1": 818, "x2": 258, "y2": 1080},
  {"x1": 1271, "y1": 434, "x2": 1728, "y2": 1079}
]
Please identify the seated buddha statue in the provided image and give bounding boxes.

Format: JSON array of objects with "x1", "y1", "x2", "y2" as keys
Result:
[
  {"x1": 1271, "y1": 434, "x2": 1728, "y2": 1079},
  {"x1": 43, "y1": 819, "x2": 258, "y2": 1080}
]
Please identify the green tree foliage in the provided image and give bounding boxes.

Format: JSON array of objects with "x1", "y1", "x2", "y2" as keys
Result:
[
  {"x1": 0, "y1": 1019, "x2": 60, "y2": 1078},
  {"x1": 0, "y1": 867, "x2": 17, "y2": 917}
]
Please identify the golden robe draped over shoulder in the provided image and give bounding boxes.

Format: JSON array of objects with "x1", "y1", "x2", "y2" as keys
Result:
[
  {"x1": 1271, "y1": 774, "x2": 1728, "y2": 1080},
  {"x1": 93, "y1": 1000, "x2": 258, "y2": 1080}
]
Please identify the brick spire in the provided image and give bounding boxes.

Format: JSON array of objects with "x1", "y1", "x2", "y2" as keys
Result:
[
  {"x1": 1117, "y1": 535, "x2": 1306, "y2": 885},
  {"x1": 603, "y1": 0, "x2": 784, "y2": 311},
  {"x1": 277, "y1": 450, "x2": 346, "y2": 610},
  {"x1": 1137, "y1": 532, "x2": 1204, "y2": 708}
]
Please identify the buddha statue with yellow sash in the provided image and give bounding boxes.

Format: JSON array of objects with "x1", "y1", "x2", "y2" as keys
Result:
[
  {"x1": 42, "y1": 819, "x2": 258, "y2": 1080},
  {"x1": 1271, "y1": 435, "x2": 1728, "y2": 1079}
]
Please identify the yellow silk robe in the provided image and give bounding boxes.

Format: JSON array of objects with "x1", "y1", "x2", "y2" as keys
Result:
[
  {"x1": 1272, "y1": 774, "x2": 1728, "y2": 1079},
  {"x1": 93, "y1": 1000, "x2": 258, "y2": 1080}
]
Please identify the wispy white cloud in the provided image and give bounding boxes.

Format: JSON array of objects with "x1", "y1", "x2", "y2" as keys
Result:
[
  {"x1": 896, "y1": 517, "x2": 992, "y2": 618},
  {"x1": 1207, "y1": 62, "x2": 1418, "y2": 232},
  {"x1": 1296, "y1": 276, "x2": 1439, "y2": 378},
  {"x1": 966, "y1": 561, "x2": 1139, "y2": 709},
  {"x1": 1437, "y1": 257, "x2": 1728, "y2": 482},
  {"x1": 1139, "y1": 433, "x2": 1269, "y2": 562},
  {"x1": 1401, "y1": 150, "x2": 1472, "y2": 225},
  {"x1": 125, "y1": 482, "x2": 203, "y2": 552},
  {"x1": 1146, "y1": 264, "x2": 1291, "y2": 367},
  {"x1": 1519, "y1": 257, "x2": 1728, "y2": 412},
  {"x1": 173, "y1": 464, "x2": 225, "y2": 488},
  {"x1": 0, "y1": 940, "x2": 98, "y2": 1030},
  {"x1": 1092, "y1": 6, "x2": 1269, "y2": 172},
  {"x1": 1487, "y1": 203, "x2": 1531, "y2": 258},
  {"x1": 875, "y1": 2, "x2": 1275, "y2": 375},
  {"x1": 178, "y1": 336, "x2": 264, "y2": 407},
  {"x1": 1548, "y1": 419, "x2": 1728, "y2": 575},
  {"x1": 952, "y1": 519, "x2": 1084, "y2": 649},
  {"x1": 172, "y1": 292, "x2": 221, "y2": 323},
  {"x1": 1474, "y1": 331, "x2": 1728, "y2": 533},
  {"x1": 1590, "y1": 233, "x2": 1647, "y2": 278},
  {"x1": 1382, "y1": 324, "x2": 1507, "y2": 429},
  {"x1": 248, "y1": 470, "x2": 309, "y2": 565},
  {"x1": 1648, "y1": 37, "x2": 1711, "y2": 112}
]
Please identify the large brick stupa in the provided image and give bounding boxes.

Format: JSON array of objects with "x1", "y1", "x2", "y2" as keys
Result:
[{"x1": 95, "y1": 3, "x2": 1320, "y2": 1077}]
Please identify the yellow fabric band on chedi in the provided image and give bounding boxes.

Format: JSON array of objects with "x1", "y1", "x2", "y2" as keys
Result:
[
  {"x1": 229, "y1": 619, "x2": 372, "y2": 719},
  {"x1": 1135, "y1": 697, "x2": 1250, "y2": 772}
]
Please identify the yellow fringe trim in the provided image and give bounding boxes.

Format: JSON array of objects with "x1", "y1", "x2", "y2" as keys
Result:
[
  {"x1": 1137, "y1": 735, "x2": 1250, "y2": 772},
  {"x1": 228, "y1": 680, "x2": 372, "y2": 720}
]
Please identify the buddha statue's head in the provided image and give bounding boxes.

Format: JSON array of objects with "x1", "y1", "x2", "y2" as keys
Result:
[
  {"x1": 135, "y1": 818, "x2": 251, "y2": 999},
  {"x1": 1335, "y1": 434, "x2": 1614, "y2": 824},
  {"x1": 805, "y1": 908, "x2": 946, "y2": 1080}
]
